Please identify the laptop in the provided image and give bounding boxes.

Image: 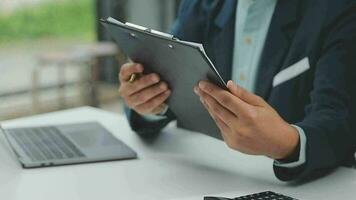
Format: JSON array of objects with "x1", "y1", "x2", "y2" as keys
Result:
[{"x1": 0, "y1": 122, "x2": 137, "y2": 168}]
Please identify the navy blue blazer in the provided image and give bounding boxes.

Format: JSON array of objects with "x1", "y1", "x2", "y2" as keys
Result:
[{"x1": 125, "y1": 0, "x2": 356, "y2": 181}]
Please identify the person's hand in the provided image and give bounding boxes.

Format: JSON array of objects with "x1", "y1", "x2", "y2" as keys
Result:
[
  {"x1": 194, "y1": 80, "x2": 299, "y2": 160},
  {"x1": 118, "y1": 63, "x2": 171, "y2": 115}
]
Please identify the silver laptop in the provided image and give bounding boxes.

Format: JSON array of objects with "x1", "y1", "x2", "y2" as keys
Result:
[{"x1": 0, "y1": 122, "x2": 137, "y2": 168}]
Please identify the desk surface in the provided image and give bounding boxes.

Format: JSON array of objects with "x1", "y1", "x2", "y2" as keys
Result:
[{"x1": 0, "y1": 107, "x2": 355, "y2": 200}]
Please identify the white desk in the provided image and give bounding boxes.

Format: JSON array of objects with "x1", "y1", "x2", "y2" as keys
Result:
[{"x1": 0, "y1": 107, "x2": 355, "y2": 200}]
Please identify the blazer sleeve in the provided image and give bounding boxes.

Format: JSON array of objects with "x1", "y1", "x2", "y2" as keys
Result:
[
  {"x1": 274, "y1": 5, "x2": 356, "y2": 181},
  {"x1": 124, "y1": 106, "x2": 176, "y2": 138}
]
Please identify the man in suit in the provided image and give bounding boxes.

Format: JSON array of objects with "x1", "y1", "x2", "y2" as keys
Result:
[{"x1": 118, "y1": 0, "x2": 356, "y2": 181}]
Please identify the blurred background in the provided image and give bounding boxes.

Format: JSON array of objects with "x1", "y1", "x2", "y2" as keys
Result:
[{"x1": 0, "y1": 0, "x2": 181, "y2": 120}]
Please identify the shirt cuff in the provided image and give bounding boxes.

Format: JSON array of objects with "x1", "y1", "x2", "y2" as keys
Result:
[
  {"x1": 141, "y1": 105, "x2": 169, "y2": 122},
  {"x1": 273, "y1": 125, "x2": 307, "y2": 168}
]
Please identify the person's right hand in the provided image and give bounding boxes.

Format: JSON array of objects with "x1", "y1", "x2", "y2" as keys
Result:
[{"x1": 118, "y1": 63, "x2": 171, "y2": 116}]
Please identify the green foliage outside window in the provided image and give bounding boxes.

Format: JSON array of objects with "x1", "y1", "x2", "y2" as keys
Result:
[{"x1": 0, "y1": 0, "x2": 95, "y2": 44}]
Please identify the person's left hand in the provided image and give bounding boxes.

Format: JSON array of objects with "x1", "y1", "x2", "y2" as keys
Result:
[{"x1": 194, "y1": 80, "x2": 299, "y2": 160}]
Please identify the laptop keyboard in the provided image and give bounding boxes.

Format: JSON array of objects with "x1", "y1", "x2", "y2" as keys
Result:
[
  {"x1": 9, "y1": 127, "x2": 85, "y2": 162},
  {"x1": 205, "y1": 191, "x2": 298, "y2": 200}
]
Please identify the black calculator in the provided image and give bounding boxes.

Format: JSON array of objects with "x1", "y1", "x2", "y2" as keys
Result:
[{"x1": 204, "y1": 191, "x2": 298, "y2": 200}]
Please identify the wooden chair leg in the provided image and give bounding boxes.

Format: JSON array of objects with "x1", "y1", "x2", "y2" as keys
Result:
[
  {"x1": 31, "y1": 67, "x2": 40, "y2": 114},
  {"x1": 79, "y1": 64, "x2": 88, "y2": 105},
  {"x1": 89, "y1": 59, "x2": 100, "y2": 107},
  {"x1": 57, "y1": 65, "x2": 66, "y2": 109}
]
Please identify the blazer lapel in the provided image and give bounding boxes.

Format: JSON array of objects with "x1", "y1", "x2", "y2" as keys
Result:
[
  {"x1": 255, "y1": 0, "x2": 301, "y2": 99},
  {"x1": 214, "y1": 0, "x2": 236, "y2": 29},
  {"x1": 208, "y1": 0, "x2": 237, "y2": 82}
]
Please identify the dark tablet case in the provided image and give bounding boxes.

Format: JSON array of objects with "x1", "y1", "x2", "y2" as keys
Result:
[{"x1": 101, "y1": 20, "x2": 226, "y2": 140}]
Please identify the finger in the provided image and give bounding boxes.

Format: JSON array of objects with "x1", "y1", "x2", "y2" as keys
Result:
[
  {"x1": 121, "y1": 73, "x2": 160, "y2": 96},
  {"x1": 200, "y1": 97, "x2": 232, "y2": 142},
  {"x1": 214, "y1": 116, "x2": 233, "y2": 142},
  {"x1": 227, "y1": 80, "x2": 265, "y2": 106},
  {"x1": 134, "y1": 90, "x2": 171, "y2": 114},
  {"x1": 151, "y1": 104, "x2": 168, "y2": 115},
  {"x1": 127, "y1": 82, "x2": 168, "y2": 107},
  {"x1": 119, "y1": 63, "x2": 144, "y2": 82},
  {"x1": 211, "y1": 112, "x2": 231, "y2": 135},
  {"x1": 198, "y1": 81, "x2": 250, "y2": 116},
  {"x1": 195, "y1": 86, "x2": 237, "y2": 125}
]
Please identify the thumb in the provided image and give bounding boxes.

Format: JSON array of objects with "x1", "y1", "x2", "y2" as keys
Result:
[{"x1": 227, "y1": 80, "x2": 265, "y2": 106}]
